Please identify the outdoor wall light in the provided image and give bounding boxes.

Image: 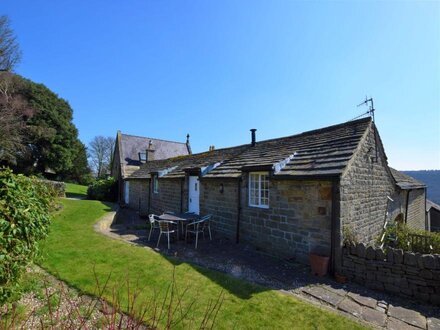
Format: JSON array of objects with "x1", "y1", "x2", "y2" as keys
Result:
[{"x1": 219, "y1": 183, "x2": 224, "y2": 194}]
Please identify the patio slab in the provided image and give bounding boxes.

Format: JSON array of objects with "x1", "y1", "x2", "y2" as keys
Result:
[
  {"x1": 338, "y1": 297, "x2": 362, "y2": 317},
  {"x1": 387, "y1": 306, "x2": 426, "y2": 329},
  {"x1": 428, "y1": 317, "x2": 440, "y2": 330},
  {"x1": 348, "y1": 292, "x2": 378, "y2": 309},
  {"x1": 302, "y1": 286, "x2": 344, "y2": 307}
]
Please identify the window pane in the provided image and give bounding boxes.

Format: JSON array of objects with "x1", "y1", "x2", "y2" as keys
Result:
[{"x1": 249, "y1": 172, "x2": 269, "y2": 207}]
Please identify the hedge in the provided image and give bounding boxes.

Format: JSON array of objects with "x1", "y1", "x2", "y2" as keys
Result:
[{"x1": 0, "y1": 168, "x2": 56, "y2": 303}]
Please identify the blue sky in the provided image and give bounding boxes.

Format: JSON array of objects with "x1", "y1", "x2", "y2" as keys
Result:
[{"x1": 3, "y1": 1, "x2": 439, "y2": 170}]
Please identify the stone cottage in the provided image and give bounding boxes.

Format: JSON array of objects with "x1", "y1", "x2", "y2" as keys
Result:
[
  {"x1": 110, "y1": 131, "x2": 191, "y2": 204},
  {"x1": 427, "y1": 200, "x2": 440, "y2": 232},
  {"x1": 388, "y1": 168, "x2": 427, "y2": 230},
  {"x1": 124, "y1": 117, "x2": 426, "y2": 273}
]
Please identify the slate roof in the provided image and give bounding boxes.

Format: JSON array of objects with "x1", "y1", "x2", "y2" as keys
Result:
[
  {"x1": 129, "y1": 117, "x2": 373, "y2": 180},
  {"x1": 129, "y1": 145, "x2": 249, "y2": 179},
  {"x1": 117, "y1": 132, "x2": 190, "y2": 179},
  {"x1": 389, "y1": 168, "x2": 426, "y2": 190},
  {"x1": 427, "y1": 200, "x2": 440, "y2": 212}
]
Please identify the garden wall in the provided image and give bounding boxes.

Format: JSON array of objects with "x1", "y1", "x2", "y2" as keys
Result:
[
  {"x1": 341, "y1": 243, "x2": 440, "y2": 305},
  {"x1": 39, "y1": 179, "x2": 65, "y2": 197}
]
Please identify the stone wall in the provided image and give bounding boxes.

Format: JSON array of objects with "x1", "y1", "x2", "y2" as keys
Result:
[
  {"x1": 430, "y1": 208, "x2": 440, "y2": 232},
  {"x1": 127, "y1": 179, "x2": 149, "y2": 215},
  {"x1": 240, "y1": 177, "x2": 333, "y2": 263},
  {"x1": 406, "y1": 188, "x2": 426, "y2": 230},
  {"x1": 200, "y1": 176, "x2": 334, "y2": 263},
  {"x1": 340, "y1": 125, "x2": 396, "y2": 244},
  {"x1": 200, "y1": 179, "x2": 239, "y2": 241},
  {"x1": 149, "y1": 178, "x2": 184, "y2": 215},
  {"x1": 39, "y1": 179, "x2": 65, "y2": 197},
  {"x1": 341, "y1": 243, "x2": 440, "y2": 305}
]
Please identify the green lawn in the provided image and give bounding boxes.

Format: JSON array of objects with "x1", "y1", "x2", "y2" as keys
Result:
[
  {"x1": 64, "y1": 182, "x2": 88, "y2": 198},
  {"x1": 39, "y1": 199, "x2": 366, "y2": 329}
]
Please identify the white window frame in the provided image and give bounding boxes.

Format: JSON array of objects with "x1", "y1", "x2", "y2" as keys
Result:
[
  {"x1": 248, "y1": 172, "x2": 269, "y2": 208},
  {"x1": 153, "y1": 175, "x2": 159, "y2": 194}
]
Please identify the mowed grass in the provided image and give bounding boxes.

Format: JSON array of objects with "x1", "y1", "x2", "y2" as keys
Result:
[
  {"x1": 39, "y1": 199, "x2": 366, "y2": 329},
  {"x1": 64, "y1": 182, "x2": 88, "y2": 198}
]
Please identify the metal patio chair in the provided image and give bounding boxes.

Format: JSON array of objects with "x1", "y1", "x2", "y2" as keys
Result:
[
  {"x1": 148, "y1": 214, "x2": 160, "y2": 241},
  {"x1": 185, "y1": 214, "x2": 212, "y2": 249},
  {"x1": 156, "y1": 220, "x2": 178, "y2": 249}
]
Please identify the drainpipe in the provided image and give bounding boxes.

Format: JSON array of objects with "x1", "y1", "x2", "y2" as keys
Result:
[
  {"x1": 405, "y1": 189, "x2": 411, "y2": 224},
  {"x1": 180, "y1": 178, "x2": 184, "y2": 213},
  {"x1": 236, "y1": 177, "x2": 242, "y2": 243},
  {"x1": 424, "y1": 187, "x2": 428, "y2": 231},
  {"x1": 147, "y1": 178, "x2": 152, "y2": 215},
  {"x1": 330, "y1": 180, "x2": 341, "y2": 275}
]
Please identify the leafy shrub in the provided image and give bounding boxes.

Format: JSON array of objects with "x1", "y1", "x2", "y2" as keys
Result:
[
  {"x1": 0, "y1": 168, "x2": 55, "y2": 304},
  {"x1": 342, "y1": 225, "x2": 358, "y2": 246},
  {"x1": 87, "y1": 177, "x2": 117, "y2": 202},
  {"x1": 383, "y1": 224, "x2": 440, "y2": 254}
]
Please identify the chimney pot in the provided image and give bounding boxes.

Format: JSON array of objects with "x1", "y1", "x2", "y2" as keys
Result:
[{"x1": 250, "y1": 129, "x2": 257, "y2": 146}]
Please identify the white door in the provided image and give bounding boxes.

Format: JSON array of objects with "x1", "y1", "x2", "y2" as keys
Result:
[
  {"x1": 124, "y1": 181, "x2": 129, "y2": 204},
  {"x1": 188, "y1": 176, "x2": 200, "y2": 214}
]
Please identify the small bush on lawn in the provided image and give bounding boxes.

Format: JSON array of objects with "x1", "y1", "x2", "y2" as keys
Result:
[
  {"x1": 0, "y1": 168, "x2": 55, "y2": 304},
  {"x1": 87, "y1": 177, "x2": 117, "y2": 202}
]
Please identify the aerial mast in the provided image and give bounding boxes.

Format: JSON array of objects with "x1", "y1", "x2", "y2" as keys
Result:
[
  {"x1": 357, "y1": 96, "x2": 378, "y2": 162},
  {"x1": 357, "y1": 96, "x2": 375, "y2": 122}
]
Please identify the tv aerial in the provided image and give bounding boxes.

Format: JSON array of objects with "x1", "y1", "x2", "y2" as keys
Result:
[{"x1": 356, "y1": 96, "x2": 375, "y2": 122}]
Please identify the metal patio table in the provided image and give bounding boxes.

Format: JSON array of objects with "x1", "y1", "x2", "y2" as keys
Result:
[{"x1": 157, "y1": 213, "x2": 200, "y2": 239}]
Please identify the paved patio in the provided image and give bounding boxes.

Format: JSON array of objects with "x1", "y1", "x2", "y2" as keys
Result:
[{"x1": 95, "y1": 206, "x2": 440, "y2": 330}]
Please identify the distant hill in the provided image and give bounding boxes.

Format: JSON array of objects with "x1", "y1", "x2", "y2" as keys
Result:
[{"x1": 403, "y1": 170, "x2": 440, "y2": 204}]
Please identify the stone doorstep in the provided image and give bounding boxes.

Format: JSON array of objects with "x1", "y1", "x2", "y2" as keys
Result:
[
  {"x1": 387, "y1": 306, "x2": 426, "y2": 329},
  {"x1": 361, "y1": 306, "x2": 387, "y2": 327},
  {"x1": 347, "y1": 291, "x2": 378, "y2": 309},
  {"x1": 301, "y1": 286, "x2": 344, "y2": 307},
  {"x1": 427, "y1": 317, "x2": 440, "y2": 330},
  {"x1": 387, "y1": 317, "x2": 421, "y2": 330}
]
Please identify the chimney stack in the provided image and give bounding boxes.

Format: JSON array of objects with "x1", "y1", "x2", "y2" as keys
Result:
[
  {"x1": 146, "y1": 140, "x2": 155, "y2": 161},
  {"x1": 186, "y1": 134, "x2": 192, "y2": 154},
  {"x1": 250, "y1": 129, "x2": 257, "y2": 146}
]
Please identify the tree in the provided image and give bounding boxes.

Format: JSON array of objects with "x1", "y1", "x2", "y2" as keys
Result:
[
  {"x1": 0, "y1": 73, "x2": 34, "y2": 164},
  {"x1": 0, "y1": 72, "x2": 90, "y2": 182},
  {"x1": 64, "y1": 140, "x2": 93, "y2": 185},
  {"x1": 89, "y1": 136, "x2": 115, "y2": 178},
  {"x1": 0, "y1": 15, "x2": 22, "y2": 72}
]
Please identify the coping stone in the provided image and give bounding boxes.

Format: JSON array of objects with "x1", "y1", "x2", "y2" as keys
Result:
[
  {"x1": 393, "y1": 249, "x2": 404, "y2": 264},
  {"x1": 423, "y1": 255, "x2": 438, "y2": 270},
  {"x1": 356, "y1": 243, "x2": 366, "y2": 258}
]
